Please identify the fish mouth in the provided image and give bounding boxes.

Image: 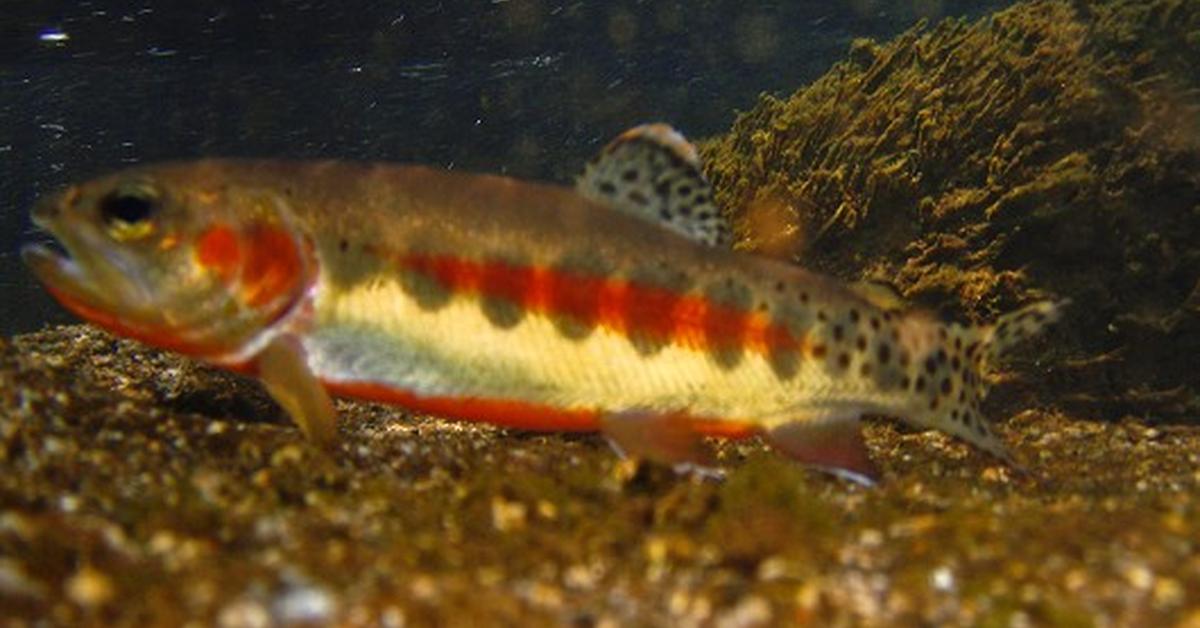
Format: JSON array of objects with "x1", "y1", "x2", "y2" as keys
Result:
[
  {"x1": 22, "y1": 214, "x2": 107, "y2": 313},
  {"x1": 22, "y1": 197, "x2": 152, "y2": 319}
]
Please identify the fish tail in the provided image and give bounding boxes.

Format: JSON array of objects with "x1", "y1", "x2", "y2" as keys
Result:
[
  {"x1": 902, "y1": 299, "x2": 1067, "y2": 463},
  {"x1": 978, "y1": 299, "x2": 1067, "y2": 367}
]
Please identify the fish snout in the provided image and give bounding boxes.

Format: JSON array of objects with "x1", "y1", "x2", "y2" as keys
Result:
[{"x1": 31, "y1": 185, "x2": 81, "y2": 229}]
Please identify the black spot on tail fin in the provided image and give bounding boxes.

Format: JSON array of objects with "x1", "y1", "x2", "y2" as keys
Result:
[
  {"x1": 577, "y1": 123, "x2": 731, "y2": 247},
  {"x1": 980, "y1": 299, "x2": 1068, "y2": 366},
  {"x1": 894, "y1": 299, "x2": 1067, "y2": 466}
]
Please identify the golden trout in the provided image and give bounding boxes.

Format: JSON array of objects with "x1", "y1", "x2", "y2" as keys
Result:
[{"x1": 23, "y1": 125, "x2": 1061, "y2": 482}]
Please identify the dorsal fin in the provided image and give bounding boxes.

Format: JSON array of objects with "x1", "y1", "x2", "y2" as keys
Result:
[{"x1": 577, "y1": 123, "x2": 731, "y2": 247}]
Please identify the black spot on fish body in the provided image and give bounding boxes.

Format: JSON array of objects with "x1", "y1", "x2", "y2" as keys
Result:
[
  {"x1": 480, "y1": 295, "x2": 525, "y2": 329},
  {"x1": 705, "y1": 278, "x2": 753, "y2": 312},
  {"x1": 710, "y1": 344, "x2": 744, "y2": 370},
  {"x1": 769, "y1": 345, "x2": 800, "y2": 381},
  {"x1": 628, "y1": 331, "x2": 668, "y2": 358},
  {"x1": 836, "y1": 352, "x2": 851, "y2": 370},
  {"x1": 400, "y1": 269, "x2": 453, "y2": 311},
  {"x1": 554, "y1": 316, "x2": 595, "y2": 341},
  {"x1": 877, "y1": 343, "x2": 891, "y2": 364},
  {"x1": 622, "y1": 169, "x2": 638, "y2": 182},
  {"x1": 598, "y1": 181, "x2": 617, "y2": 196}
]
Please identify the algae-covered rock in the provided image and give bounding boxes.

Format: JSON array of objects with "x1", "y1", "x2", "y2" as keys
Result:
[{"x1": 701, "y1": 0, "x2": 1200, "y2": 419}]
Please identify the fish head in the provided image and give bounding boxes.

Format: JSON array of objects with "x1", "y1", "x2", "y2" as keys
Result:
[{"x1": 23, "y1": 165, "x2": 316, "y2": 363}]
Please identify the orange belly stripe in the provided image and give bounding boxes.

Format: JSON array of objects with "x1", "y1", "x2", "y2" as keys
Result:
[
  {"x1": 326, "y1": 380, "x2": 602, "y2": 431},
  {"x1": 324, "y1": 380, "x2": 761, "y2": 439}
]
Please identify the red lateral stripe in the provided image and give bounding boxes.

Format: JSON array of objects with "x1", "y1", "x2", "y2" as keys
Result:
[
  {"x1": 397, "y1": 255, "x2": 806, "y2": 355},
  {"x1": 324, "y1": 380, "x2": 761, "y2": 438}
]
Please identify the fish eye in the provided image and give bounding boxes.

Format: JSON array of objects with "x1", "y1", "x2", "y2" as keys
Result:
[{"x1": 99, "y1": 183, "x2": 160, "y2": 240}]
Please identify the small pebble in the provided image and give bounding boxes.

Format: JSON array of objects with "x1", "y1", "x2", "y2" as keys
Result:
[{"x1": 65, "y1": 565, "x2": 115, "y2": 609}]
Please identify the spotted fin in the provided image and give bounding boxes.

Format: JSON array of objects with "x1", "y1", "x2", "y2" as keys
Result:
[
  {"x1": 896, "y1": 300, "x2": 1067, "y2": 465},
  {"x1": 577, "y1": 124, "x2": 731, "y2": 247}
]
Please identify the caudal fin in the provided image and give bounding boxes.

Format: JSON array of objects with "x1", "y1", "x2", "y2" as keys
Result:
[
  {"x1": 900, "y1": 299, "x2": 1067, "y2": 465},
  {"x1": 979, "y1": 300, "x2": 1067, "y2": 367}
]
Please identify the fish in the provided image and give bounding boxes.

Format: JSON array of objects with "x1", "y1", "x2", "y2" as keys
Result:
[{"x1": 23, "y1": 124, "x2": 1062, "y2": 483}]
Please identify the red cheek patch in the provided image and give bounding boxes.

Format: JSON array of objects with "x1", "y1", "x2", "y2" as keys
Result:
[
  {"x1": 241, "y1": 223, "x2": 305, "y2": 309},
  {"x1": 196, "y1": 224, "x2": 242, "y2": 284}
]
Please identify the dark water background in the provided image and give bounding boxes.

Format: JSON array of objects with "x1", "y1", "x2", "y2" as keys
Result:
[{"x1": 0, "y1": 0, "x2": 1014, "y2": 335}]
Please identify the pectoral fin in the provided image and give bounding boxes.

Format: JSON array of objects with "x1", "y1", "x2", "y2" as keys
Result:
[
  {"x1": 600, "y1": 411, "x2": 716, "y2": 468},
  {"x1": 256, "y1": 335, "x2": 338, "y2": 446},
  {"x1": 764, "y1": 414, "x2": 878, "y2": 485}
]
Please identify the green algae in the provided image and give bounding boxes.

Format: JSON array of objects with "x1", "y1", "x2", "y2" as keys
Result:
[{"x1": 701, "y1": 0, "x2": 1200, "y2": 420}]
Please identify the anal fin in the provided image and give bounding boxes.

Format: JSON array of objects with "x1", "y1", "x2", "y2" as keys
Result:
[
  {"x1": 256, "y1": 335, "x2": 338, "y2": 446},
  {"x1": 764, "y1": 414, "x2": 879, "y2": 485},
  {"x1": 600, "y1": 411, "x2": 716, "y2": 469}
]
